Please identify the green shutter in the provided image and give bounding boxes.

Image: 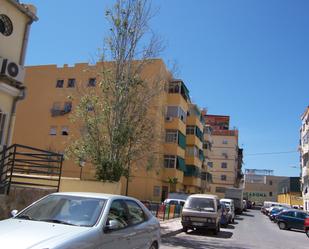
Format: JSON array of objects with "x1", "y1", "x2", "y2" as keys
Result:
[
  {"x1": 181, "y1": 82, "x2": 190, "y2": 101},
  {"x1": 184, "y1": 165, "x2": 200, "y2": 177},
  {"x1": 178, "y1": 131, "x2": 186, "y2": 149},
  {"x1": 199, "y1": 149, "x2": 204, "y2": 162},
  {"x1": 195, "y1": 126, "x2": 203, "y2": 142},
  {"x1": 177, "y1": 156, "x2": 186, "y2": 172}
]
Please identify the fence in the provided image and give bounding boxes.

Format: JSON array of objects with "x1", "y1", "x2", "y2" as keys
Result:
[{"x1": 142, "y1": 202, "x2": 183, "y2": 220}]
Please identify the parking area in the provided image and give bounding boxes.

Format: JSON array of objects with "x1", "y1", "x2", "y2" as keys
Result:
[{"x1": 161, "y1": 209, "x2": 308, "y2": 249}]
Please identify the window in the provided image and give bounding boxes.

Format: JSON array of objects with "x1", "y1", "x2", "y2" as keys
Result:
[
  {"x1": 166, "y1": 106, "x2": 186, "y2": 123},
  {"x1": 168, "y1": 82, "x2": 180, "y2": 93},
  {"x1": 153, "y1": 186, "x2": 160, "y2": 197},
  {"x1": 207, "y1": 162, "x2": 213, "y2": 168},
  {"x1": 67, "y1": 78, "x2": 76, "y2": 88},
  {"x1": 221, "y1": 175, "x2": 227, "y2": 181},
  {"x1": 64, "y1": 102, "x2": 72, "y2": 113},
  {"x1": 49, "y1": 126, "x2": 57, "y2": 136},
  {"x1": 186, "y1": 126, "x2": 195, "y2": 135},
  {"x1": 56, "y1": 80, "x2": 64, "y2": 88},
  {"x1": 186, "y1": 146, "x2": 198, "y2": 157},
  {"x1": 61, "y1": 126, "x2": 69, "y2": 136},
  {"x1": 296, "y1": 212, "x2": 308, "y2": 219},
  {"x1": 269, "y1": 180, "x2": 273, "y2": 186},
  {"x1": 107, "y1": 200, "x2": 129, "y2": 229},
  {"x1": 52, "y1": 102, "x2": 61, "y2": 111},
  {"x1": 165, "y1": 130, "x2": 177, "y2": 143},
  {"x1": 222, "y1": 150, "x2": 228, "y2": 159},
  {"x1": 223, "y1": 139, "x2": 228, "y2": 144},
  {"x1": 164, "y1": 155, "x2": 176, "y2": 168},
  {"x1": 125, "y1": 200, "x2": 146, "y2": 225},
  {"x1": 88, "y1": 78, "x2": 96, "y2": 87},
  {"x1": 221, "y1": 162, "x2": 227, "y2": 169},
  {"x1": 269, "y1": 192, "x2": 272, "y2": 197},
  {"x1": 0, "y1": 110, "x2": 6, "y2": 145},
  {"x1": 283, "y1": 211, "x2": 295, "y2": 217}
]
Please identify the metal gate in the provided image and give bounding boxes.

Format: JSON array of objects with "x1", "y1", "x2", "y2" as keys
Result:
[{"x1": 0, "y1": 144, "x2": 64, "y2": 195}]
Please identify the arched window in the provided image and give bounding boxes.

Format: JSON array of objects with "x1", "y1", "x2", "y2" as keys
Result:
[{"x1": 0, "y1": 109, "x2": 7, "y2": 145}]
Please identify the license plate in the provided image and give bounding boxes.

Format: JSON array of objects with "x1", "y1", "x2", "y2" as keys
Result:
[{"x1": 192, "y1": 222, "x2": 204, "y2": 226}]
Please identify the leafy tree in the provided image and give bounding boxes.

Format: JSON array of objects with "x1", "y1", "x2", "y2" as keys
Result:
[{"x1": 67, "y1": 0, "x2": 166, "y2": 193}]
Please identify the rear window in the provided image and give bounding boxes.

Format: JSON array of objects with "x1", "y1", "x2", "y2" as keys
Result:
[{"x1": 185, "y1": 197, "x2": 215, "y2": 212}]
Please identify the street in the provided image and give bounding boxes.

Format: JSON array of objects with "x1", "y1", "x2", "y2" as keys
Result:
[{"x1": 161, "y1": 209, "x2": 308, "y2": 249}]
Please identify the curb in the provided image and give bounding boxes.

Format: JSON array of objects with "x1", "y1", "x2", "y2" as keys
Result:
[{"x1": 161, "y1": 228, "x2": 183, "y2": 238}]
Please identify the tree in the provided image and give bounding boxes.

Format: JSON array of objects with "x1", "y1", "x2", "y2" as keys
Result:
[{"x1": 67, "y1": 0, "x2": 166, "y2": 194}]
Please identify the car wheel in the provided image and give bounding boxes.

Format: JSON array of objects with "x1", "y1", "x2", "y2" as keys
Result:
[
  {"x1": 278, "y1": 222, "x2": 287, "y2": 230},
  {"x1": 306, "y1": 229, "x2": 309, "y2": 238},
  {"x1": 149, "y1": 242, "x2": 158, "y2": 249},
  {"x1": 182, "y1": 226, "x2": 188, "y2": 233}
]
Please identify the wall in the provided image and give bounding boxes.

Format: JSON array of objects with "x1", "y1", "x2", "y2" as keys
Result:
[{"x1": 277, "y1": 192, "x2": 303, "y2": 206}]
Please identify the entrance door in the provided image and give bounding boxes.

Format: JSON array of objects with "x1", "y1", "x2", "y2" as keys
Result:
[{"x1": 161, "y1": 186, "x2": 168, "y2": 202}]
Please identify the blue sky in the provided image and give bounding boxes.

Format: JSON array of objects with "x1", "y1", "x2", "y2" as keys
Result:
[{"x1": 25, "y1": 0, "x2": 309, "y2": 176}]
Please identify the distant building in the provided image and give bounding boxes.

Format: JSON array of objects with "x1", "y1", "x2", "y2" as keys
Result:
[
  {"x1": 244, "y1": 169, "x2": 287, "y2": 204},
  {"x1": 300, "y1": 106, "x2": 309, "y2": 211},
  {"x1": 277, "y1": 177, "x2": 302, "y2": 207},
  {"x1": 203, "y1": 114, "x2": 243, "y2": 198},
  {"x1": 0, "y1": 0, "x2": 37, "y2": 149}
]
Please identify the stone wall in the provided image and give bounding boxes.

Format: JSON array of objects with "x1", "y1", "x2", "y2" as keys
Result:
[{"x1": 0, "y1": 187, "x2": 55, "y2": 220}]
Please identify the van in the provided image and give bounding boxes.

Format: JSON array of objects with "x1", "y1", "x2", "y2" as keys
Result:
[
  {"x1": 220, "y1": 198, "x2": 235, "y2": 223},
  {"x1": 181, "y1": 194, "x2": 222, "y2": 234}
]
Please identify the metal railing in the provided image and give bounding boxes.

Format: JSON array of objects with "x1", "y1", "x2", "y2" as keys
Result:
[{"x1": 0, "y1": 144, "x2": 64, "y2": 195}]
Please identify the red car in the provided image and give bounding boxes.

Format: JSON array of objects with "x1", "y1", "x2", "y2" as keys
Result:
[{"x1": 305, "y1": 217, "x2": 309, "y2": 238}]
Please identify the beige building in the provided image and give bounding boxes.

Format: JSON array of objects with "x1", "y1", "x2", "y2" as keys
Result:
[
  {"x1": 203, "y1": 114, "x2": 243, "y2": 198},
  {"x1": 300, "y1": 106, "x2": 309, "y2": 211},
  {"x1": 0, "y1": 0, "x2": 37, "y2": 149},
  {"x1": 244, "y1": 169, "x2": 287, "y2": 204},
  {"x1": 13, "y1": 60, "x2": 214, "y2": 201}
]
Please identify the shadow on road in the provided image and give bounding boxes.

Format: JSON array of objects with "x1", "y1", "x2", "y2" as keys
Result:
[
  {"x1": 186, "y1": 229, "x2": 233, "y2": 239},
  {"x1": 162, "y1": 234, "x2": 248, "y2": 249},
  {"x1": 235, "y1": 217, "x2": 243, "y2": 221},
  {"x1": 225, "y1": 224, "x2": 235, "y2": 229},
  {"x1": 241, "y1": 212, "x2": 255, "y2": 217}
]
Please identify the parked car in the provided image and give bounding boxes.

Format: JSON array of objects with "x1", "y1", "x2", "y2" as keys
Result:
[
  {"x1": 305, "y1": 217, "x2": 309, "y2": 238},
  {"x1": 219, "y1": 202, "x2": 229, "y2": 228},
  {"x1": 220, "y1": 198, "x2": 235, "y2": 223},
  {"x1": 181, "y1": 194, "x2": 222, "y2": 235},
  {"x1": 0, "y1": 192, "x2": 160, "y2": 249},
  {"x1": 163, "y1": 199, "x2": 185, "y2": 207},
  {"x1": 276, "y1": 210, "x2": 309, "y2": 231},
  {"x1": 269, "y1": 207, "x2": 289, "y2": 222}
]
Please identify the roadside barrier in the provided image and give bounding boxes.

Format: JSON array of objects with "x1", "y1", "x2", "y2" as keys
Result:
[{"x1": 142, "y1": 202, "x2": 183, "y2": 220}]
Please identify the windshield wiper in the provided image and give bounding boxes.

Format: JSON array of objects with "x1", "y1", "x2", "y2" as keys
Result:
[
  {"x1": 39, "y1": 219, "x2": 77, "y2": 226},
  {"x1": 15, "y1": 215, "x2": 35, "y2": 220}
]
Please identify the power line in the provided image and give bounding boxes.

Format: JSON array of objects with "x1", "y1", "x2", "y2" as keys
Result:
[{"x1": 245, "y1": 150, "x2": 298, "y2": 156}]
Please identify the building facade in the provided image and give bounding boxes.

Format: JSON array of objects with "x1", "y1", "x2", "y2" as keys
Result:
[
  {"x1": 0, "y1": 0, "x2": 37, "y2": 150},
  {"x1": 300, "y1": 106, "x2": 309, "y2": 211},
  {"x1": 203, "y1": 114, "x2": 243, "y2": 198},
  {"x1": 244, "y1": 169, "x2": 287, "y2": 204},
  {"x1": 13, "y1": 60, "x2": 216, "y2": 201},
  {"x1": 277, "y1": 177, "x2": 302, "y2": 207}
]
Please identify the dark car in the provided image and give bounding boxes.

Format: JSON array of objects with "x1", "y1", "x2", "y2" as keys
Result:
[
  {"x1": 269, "y1": 207, "x2": 289, "y2": 222},
  {"x1": 277, "y1": 210, "x2": 309, "y2": 231}
]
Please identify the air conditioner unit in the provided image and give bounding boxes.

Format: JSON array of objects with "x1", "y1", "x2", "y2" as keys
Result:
[
  {"x1": 165, "y1": 116, "x2": 173, "y2": 122},
  {"x1": 0, "y1": 57, "x2": 25, "y2": 83}
]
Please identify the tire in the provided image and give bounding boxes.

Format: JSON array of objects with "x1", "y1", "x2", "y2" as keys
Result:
[
  {"x1": 149, "y1": 242, "x2": 158, "y2": 249},
  {"x1": 306, "y1": 229, "x2": 309, "y2": 238},
  {"x1": 232, "y1": 218, "x2": 235, "y2": 224},
  {"x1": 213, "y1": 224, "x2": 220, "y2": 235},
  {"x1": 278, "y1": 222, "x2": 287, "y2": 230},
  {"x1": 182, "y1": 226, "x2": 188, "y2": 233}
]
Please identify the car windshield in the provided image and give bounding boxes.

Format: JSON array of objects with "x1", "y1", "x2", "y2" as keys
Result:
[
  {"x1": 15, "y1": 195, "x2": 106, "y2": 227},
  {"x1": 185, "y1": 197, "x2": 215, "y2": 212}
]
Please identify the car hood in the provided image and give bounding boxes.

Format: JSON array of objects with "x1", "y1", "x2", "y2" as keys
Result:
[{"x1": 0, "y1": 218, "x2": 91, "y2": 249}]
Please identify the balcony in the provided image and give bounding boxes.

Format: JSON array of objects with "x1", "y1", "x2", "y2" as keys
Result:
[
  {"x1": 164, "y1": 143, "x2": 185, "y2": 158},
  {"x1": 183, "y1": 176, "x2": 201, "y2": 187},
  {"x1": 165, "y1": 117, "x2": 186, "y2": 135},
  {"x1": 162, "y1": 168, "x2": 184, "y2": 183},
  {"x1": 185, "y1": 156, "x2": 202, "y2": 168},
  {"x1": 50, "y1": 102, "x2": 72, "y2": 117},
  {"x1": 167, "y1": 95, "x2": 188, "y2": 113},
  {"x1": 186, "y1": 134, "x2": 202, "y2": 148}
]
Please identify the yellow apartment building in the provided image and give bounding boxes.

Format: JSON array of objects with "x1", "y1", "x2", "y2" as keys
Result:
[
  {"x1": 0, "y1": 0, "x2": 37, "y2": 150},
  {"x1": 203, "y1": 114, "x2": 243, "y2": 198},
  {"x1": 13, "y1": 60, "x2": 212, "y2": 201}
]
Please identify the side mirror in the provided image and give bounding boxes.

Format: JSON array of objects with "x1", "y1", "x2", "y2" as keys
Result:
[
  {"x1": 11, "y1": 210, "x2": 18, "y2": 217},
  {"x1": 104, "y1": 219, "x2": 120, "y2": 232}
]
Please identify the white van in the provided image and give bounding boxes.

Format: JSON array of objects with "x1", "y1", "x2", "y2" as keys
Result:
[
  {"x1": 220, "y1": 198, "x2": 235, "y2": 223},
  {"x1": 181, "y1": 194, "x2": 222, "y2": 234}
]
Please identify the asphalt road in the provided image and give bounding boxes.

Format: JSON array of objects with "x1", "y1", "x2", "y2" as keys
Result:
[{"x1": 161, "y1": 209, "x2": 309, "y2": 249}]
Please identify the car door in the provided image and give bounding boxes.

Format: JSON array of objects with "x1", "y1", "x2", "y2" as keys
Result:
[
  {"x1": 295, "y1": 212, "x2": 307, "y2": 230},
  {"x1": 124, "y1": 200, "x2": 151, "y2": 249},
  {"x1": 100, "y1": 199, "x2": 134, "y2": 249},
  {"x1": 281, "y1": 211, "x2": 296, "y2": 229}
]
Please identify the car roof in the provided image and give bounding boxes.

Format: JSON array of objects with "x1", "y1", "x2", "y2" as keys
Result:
[
  {"x1": 50, "y1": 192, "x2": 138, "y2": 201},
  {"x1": 220, "y1": 198, "x2": 233, "y2": 202},
  {"x1": 188, "y1": 194, "x2": 218, "y2": 199}
]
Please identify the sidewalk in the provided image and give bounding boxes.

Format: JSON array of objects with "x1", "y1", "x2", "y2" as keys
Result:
[{"x1": 159, "y1": 218, "x2": 183, "y2": 238}]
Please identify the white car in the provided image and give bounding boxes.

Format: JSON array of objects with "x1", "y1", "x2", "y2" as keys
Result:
[
  {"x1": 0, "y1": 192, "x2": 160, "y2": 249},
  {"x1": 220, "y1": 198, "x2": 235, "y2": 223},
  {"x1": 163, "y1": 199, "x2": 186, "y2": 206}
]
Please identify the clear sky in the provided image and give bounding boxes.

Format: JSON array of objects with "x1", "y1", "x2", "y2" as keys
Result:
[{"x1": 25, "y1": 0, "x2": 309, "y2": 176}]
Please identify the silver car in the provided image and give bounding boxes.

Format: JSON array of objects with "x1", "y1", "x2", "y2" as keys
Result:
[{"x1": 0, "y1": 192, "x2": 160, "y2": 249}]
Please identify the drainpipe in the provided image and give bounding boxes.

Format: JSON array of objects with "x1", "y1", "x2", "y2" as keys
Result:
[{"x1": 5, "y1": 19, "x2": 32, "y2": 146}]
